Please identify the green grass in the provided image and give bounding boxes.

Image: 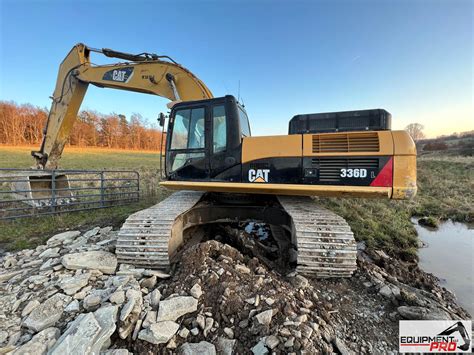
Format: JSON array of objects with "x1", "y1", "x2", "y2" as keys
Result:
[
  {"x1": 316, "y1": 156, "x2": 473, "y2": 261},
  {"x1": 411, "y1": 159, "x2": 473, "y2": 222}
]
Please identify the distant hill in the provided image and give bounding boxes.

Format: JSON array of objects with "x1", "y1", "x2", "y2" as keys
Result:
[{"x1": 418, "y1": 130, "x2": 474, "y2": 156}]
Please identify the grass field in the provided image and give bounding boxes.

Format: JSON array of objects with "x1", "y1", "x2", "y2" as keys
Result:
[
  {"x1": 0, "y1": 145, "x2": 163, "y2": 171},
  {"x1": 0, "y1": 145, "x2": 472, "y2": 260},
  {"x1": 0, "y1": 145, "x2": 164, "y2": 197}
]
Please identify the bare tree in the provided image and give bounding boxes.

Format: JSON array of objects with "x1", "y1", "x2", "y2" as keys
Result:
[
  {"x1": 405, "y1": 123, "x2": 425, "y2": 142},
  {"x1": 0, "y1": 101, "x2": 166, "y2": 150}
]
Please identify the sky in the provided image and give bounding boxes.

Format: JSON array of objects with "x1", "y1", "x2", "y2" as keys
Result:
[{"x1": 0, "y1": 0, "x2": 472, "y2": 138}]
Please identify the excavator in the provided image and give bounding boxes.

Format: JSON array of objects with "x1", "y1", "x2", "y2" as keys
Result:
[{"x1": 28, "y1": 43, "x2": 417, "y2": 277}]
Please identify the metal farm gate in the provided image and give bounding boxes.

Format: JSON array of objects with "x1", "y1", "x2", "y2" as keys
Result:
[{"x1": 0, "y1": 169, "x2": 140, "y2": 220}]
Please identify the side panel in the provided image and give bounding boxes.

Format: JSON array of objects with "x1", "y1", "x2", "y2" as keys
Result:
[
  {"x1": 242, "y1": 156, "x2": 392, "y2": 186},
  {"x1": 302, "y1": 156, "x2": 392, "y2": 186},
  {"x1": 242, "y1": 135, "x2": 302, "y2": 163}
]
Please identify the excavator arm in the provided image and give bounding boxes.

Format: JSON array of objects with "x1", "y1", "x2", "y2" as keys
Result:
[{"x1": 32, "y1": 43, "x2": 213, "y2": 169}]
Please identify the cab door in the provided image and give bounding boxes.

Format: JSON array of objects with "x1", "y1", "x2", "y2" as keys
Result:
[
  {"x1": 208, "y1": 96, "x2": 244, "y2": 180},
  {"x1": 166, "y1": 105, "x2": 210, "y2": 180}
]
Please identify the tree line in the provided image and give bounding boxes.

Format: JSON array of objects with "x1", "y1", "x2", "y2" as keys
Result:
[{"x1": 0, "y1": 101, "x2": 165, "y2": 151}]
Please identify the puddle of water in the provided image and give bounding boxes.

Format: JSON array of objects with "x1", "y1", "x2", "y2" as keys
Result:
[{"x1": 413, "y1": 218, "x2": 474, "y2": 317}]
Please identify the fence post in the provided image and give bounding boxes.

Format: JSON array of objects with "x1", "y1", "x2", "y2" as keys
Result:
[
  {"x1": 51, "y1": 170, "x2": 56, "y2": 213},
  {"x1": 136, "y1": 171, "x2": 140, "y2": 202},
  {"x1": 100, "y1": 171, "x2": 105, "y2": 207}
]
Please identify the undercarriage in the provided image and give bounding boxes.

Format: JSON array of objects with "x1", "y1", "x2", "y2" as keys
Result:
[{"x1": 116, "y1": 191, "x2": 357, "y2": 278}]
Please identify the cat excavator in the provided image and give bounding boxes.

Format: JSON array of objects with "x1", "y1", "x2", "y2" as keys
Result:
[{"x1": 30, "y1": 43, "x2": 417, "y2": 277}]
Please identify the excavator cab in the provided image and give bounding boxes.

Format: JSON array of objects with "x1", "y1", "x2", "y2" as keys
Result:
[{"x1": 165, "y1": 95, "x2": 249, "y2": 182}]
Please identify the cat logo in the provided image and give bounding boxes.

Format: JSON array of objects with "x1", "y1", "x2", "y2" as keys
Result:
[
  {"x1": 248, "y1": 169, "x2": 270, "y2": 183},
  {"x1": 102, "y1": 67, "x2": 134, "y2": 83},
  {"x1": 112, "y1": 70, "x2": 127, "y2": 81}
]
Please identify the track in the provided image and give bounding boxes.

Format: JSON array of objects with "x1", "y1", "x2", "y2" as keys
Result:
[
  {"x1": 277, "y1": 196, "x2": 357, "y2": 278},
  {"x1": 116, "y1": 191, "x2": 356, "y2": 278},
  {"x1": 116, "y1": 191, "x2": 204, "y2": 268}
]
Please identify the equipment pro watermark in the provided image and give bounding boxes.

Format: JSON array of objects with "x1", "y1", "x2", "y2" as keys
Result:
[{"x1": 399, "y1": 320, "x2": 472, "y2": 353}]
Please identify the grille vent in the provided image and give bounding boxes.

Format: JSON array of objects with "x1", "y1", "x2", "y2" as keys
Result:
[
  {"x1": 311, "y1": 158, "x2": 379, "y2": 183},
  {"x1": 312, "y1": 132, "x2": 380, "y2": 153}
]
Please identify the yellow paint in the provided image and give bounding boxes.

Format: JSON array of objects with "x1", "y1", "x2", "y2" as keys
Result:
[
  {"x1": 242, "y1": 135, "x2": 302, "y2": 163},
  {"x1": 160, "y1": 181, "x2": 391, "y2": 198},
  {"x1": 35, "y1": 43, "x2": 213, "y2": 169},
  {"x1": 392, "y1": 155, "x2": 417, "y2": 199},
  {"x1": 391, "y1": 130, "x2": 417, "y2": 155},
  {"x1": 78, "y1": 61, "x2": 212, "y2": 101}
]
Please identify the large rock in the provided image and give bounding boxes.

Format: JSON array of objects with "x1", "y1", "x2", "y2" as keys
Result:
[
  {"x1": 109, "y1": 290, "x2": 125, "y2": 305},
  {"x1": 84, "y1": 294, "x2": 102, "y2": 311},
  {"x1": 254, "y1": 309, "x2": 274, "y2": 326},
  {"x1": 38, "y1": 247, "x2": 60, "y2": 259},
  {"x1": 378, "y1": 285, "x2": 393, "y2": 299},
  {"x1": 47, "y1": 231, "x2": 81, "y2": 246},
  {"x1": 59, "y1": 273, "x2": 90, "y2": 295},
  {"x1": 83, "y1": 227, "x2": 100, "y2": 239},
  {"x1": 62, "y1": 251, "x2": 117, "y2": 274},
  {"x1": 251, "y1": 339, "x2": 269, "y2": 355},
  {"x1": 157, "y1": 296, "x2": 198, "y2": 322},
  {"x1": 397, "y1": 306, "x2": 450, "y2": 320},
  {"x1": 49, "y1": 305, "x2": 118, "y2": 355},
  {"x1": 90, "y1": 305, "x2": 119, "y2": 354},
  {"x1": 138, "y1": 321, "x2": 179, "y2": 345},
  {"x1": 190, "y1": 284, "x2": 202, "y2": 299},
  {"x1": 64, "y1": 300, "x2": 80, "y2": 313},
  {"x1": 0, "y1": 330, "x2": 8, "y2": 344},
  {"x1": 23, "y1": 293, "x2": 71, "y2": 332},
  {"x1": 12, "y1": 327, "x2": 60, "y2": 355},
  {"x1": 49, "y1": 313, "x2": 99, "y2": 354},
  {"x1": 178, "y1": 341, "x2": 217, "y2": 355},
  {"x1": 265, "y1": 335, "x2": 279, "y2": 349},
  {"x1": 333, "y1": 337, "x2": 351, "y2": 355},
  {"x1": 216, "y1": 337, "x2": 236, "y2": 355},
  {"x1": 0, "y1": 270, "x2": 23, "y2": 283},
  {"x1": 21, "y1": 299, "x2": 40, "y2": 317},
  {"x1": 118, "y1": 289, "x2": 143, "y2": 339},
  {"x1": 150, "y1": 289, "x2": 161, "y2": 309}
]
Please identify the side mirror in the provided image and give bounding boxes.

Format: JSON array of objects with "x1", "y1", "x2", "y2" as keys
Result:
[{"x1": 158, "y1": 113, "x2": 166, "y2": 127}]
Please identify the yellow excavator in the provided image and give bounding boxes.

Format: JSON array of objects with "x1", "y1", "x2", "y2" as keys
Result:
[{"x1": 31, "y1": 43, "x2": 417, "y2": 277}]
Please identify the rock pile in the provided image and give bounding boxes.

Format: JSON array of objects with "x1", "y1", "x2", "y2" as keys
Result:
[{"x1": 0, "y1": 227, "x2": 470, "y2": 354}]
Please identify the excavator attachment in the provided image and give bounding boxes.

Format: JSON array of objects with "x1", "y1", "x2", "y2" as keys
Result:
[{"x1": 8, "y1": 171, "x2": 73, "y2": 207}]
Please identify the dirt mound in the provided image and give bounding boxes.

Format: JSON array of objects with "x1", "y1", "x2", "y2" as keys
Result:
[{"x1": 129, "y1": 240, "x2": 340, "y2": 353}]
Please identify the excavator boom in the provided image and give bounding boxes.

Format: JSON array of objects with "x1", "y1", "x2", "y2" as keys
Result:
[{"x1": 32, "y1": 43, "x2": 212, "y2": 169}]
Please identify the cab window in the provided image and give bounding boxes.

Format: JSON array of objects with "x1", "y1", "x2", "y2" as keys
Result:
[
  {"x1": 212, "y1": 105, "x2": 226, "y2": 152},
  {"x1": 169, "y1": 107, "x2": 205, "y2": 172},
  {"x1": 171, "y1": 108, "x2": 205, "y2": 150},
  {"x1": 238, "y1": 107, "x2": 251, "y2": 137}
]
